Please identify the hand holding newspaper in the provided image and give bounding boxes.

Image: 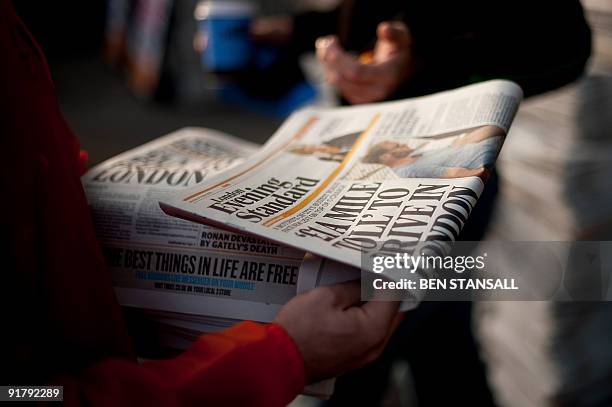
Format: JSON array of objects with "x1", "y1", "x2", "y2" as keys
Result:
[
  {"x1": 81, "y1": 128, "x2": 339, "y2": 396},
  {"x1": 160, "y1": 81, "x2": 522, "y2": 273}
]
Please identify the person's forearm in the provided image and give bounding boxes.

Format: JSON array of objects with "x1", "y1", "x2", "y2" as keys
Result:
[
  {"x1": 396, "y1": 0, "x2": 590, "y2": 98},
  {"x1": 55, "y1": 322, "x2": 305, "y2": 407}
]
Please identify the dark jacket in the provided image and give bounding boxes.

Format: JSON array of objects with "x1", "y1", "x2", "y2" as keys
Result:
[{"x1": 293, "y1": 0, "x2": 591, "y2": 97}]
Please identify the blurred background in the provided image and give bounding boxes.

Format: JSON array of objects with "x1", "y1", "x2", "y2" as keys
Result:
[
  {"x1": 12, "y1": 0, "x2": 612, "y2": 406},
  {"x1": 14, "y1": 0, "x2": 339, "y2": 165}
]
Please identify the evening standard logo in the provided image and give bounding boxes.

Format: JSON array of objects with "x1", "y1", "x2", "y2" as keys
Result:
[{"x1": 208, "y1": 176, "x2": 320, "y2": 223}]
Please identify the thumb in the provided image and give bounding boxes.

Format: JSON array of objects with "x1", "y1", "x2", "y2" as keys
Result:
[{"x1": 377, "y1": 21, "x2": 412, "y2": 49}]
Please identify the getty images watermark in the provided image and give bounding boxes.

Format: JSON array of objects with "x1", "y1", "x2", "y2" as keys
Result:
[{"x1": 360, "y1": 241, "x2": 612, "y2": 302}]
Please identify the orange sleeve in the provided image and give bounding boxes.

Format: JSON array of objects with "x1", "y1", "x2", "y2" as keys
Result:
[
  {"x1": 1, "y1": 3, "x2": 304, "y2": 405},
  {"x1": 59, "y1": 322, "x2": 305, "y2": 407}
]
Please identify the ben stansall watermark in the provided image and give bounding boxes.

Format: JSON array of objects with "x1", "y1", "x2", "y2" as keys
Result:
[
  {"x1": 360, "y1": 241, "x2": 612, "y2": 301},
  {"x1": 370, "y1": 251, "x2": 518, "y2": 292}
]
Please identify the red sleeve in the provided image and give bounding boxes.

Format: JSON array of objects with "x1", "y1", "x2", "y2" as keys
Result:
[
  {"x1": 1, "y1": 1, "x2": 305, "y2": 405},
  {"x1": 59, "y1": 322, "x2": 305, "y2": 407}
]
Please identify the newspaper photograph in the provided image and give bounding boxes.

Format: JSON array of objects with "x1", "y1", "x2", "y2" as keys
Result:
[
  {"x1": 160, "y1": 80, "x2": 523, "y2": 270},
  {"x1": 82, "y1": 128, "x2": 306, "y2": 322}
]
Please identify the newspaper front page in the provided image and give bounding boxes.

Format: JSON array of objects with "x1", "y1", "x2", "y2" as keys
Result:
[
  {"x1": 82, "y1": 128, "x2": 305, "y2": 322},
  {"x1": 160, "y1": 81, "x2": 523, "y2": 271}
]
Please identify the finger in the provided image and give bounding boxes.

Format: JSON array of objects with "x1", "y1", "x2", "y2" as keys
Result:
[
  {"x1": 323, "y1": 279, "x2": 363, "y2": 309},
  {"x1": 317, "y1": 35, "x2": 389, "y2": 86},
  {"x1": 331, "y1": 52, "x2": 385, "y2": 84},
  {"x1": 377, "y1": 21, "x2": 412, "y2": 49},
  {"x1": 335, "y1": 76, "x2": 387, "y2": 104},
  {"x1": 323, "y1": 65, "x2": 341, "y2": 85},
  {"x1": 316, "y1": 37, "x2": 343, "y2": 81},
  {"x1": 317, "y1": 36, "x2": 371, "y2": 83},
  {"x1": 344, "y1": 62, "x2": 387, "y2": 84},
  {"x1": 324, "y1": 67, "x2": 377, "y2": 103},
  {"x1": 315, "y1": 35, "x2": 340, "y2": 62}
]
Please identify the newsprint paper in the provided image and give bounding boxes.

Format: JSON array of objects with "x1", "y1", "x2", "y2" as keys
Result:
[
  {"x1": 82, "y1": 128, "x2": 306, "y2": 325},
  {"x1": 83, "y1": 128, "x2": 335, "y2": 397},
  {"x1": 84, "y1": 80, "x2": 522, "y2": 398},
  {"x1": 160, "y1": 80, "x2": 523, "y2": 272}
]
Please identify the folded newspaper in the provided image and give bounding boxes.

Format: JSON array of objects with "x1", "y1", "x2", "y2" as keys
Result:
[
  {"x1": 82, "y1": 127, "x2": 334, "y2": 396},
  {"x1": 83, "y1": 80, "x2": 522, "y2": 397},
  {"x1": 82, "y1": 128, "x2": 307, "y2": 327},
  {"x1": 160, "y1": 80, "x2": 522, "y2": 278}
]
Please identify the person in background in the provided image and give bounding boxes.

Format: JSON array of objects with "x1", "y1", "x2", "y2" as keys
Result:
[
  {"x1": 253, "y1": 0, "x2": 591, "y2": 102},
  {"x1": 0, "y1": 0, "x2": 402, "y2": 405},
  {"x1": 252, "y1": 1, "x2": 591, "y2": 405}
]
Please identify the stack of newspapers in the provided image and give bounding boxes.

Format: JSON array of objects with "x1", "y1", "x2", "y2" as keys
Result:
[
  {"x1": 82, "y1": 80, "x2": 522, "y2": 396},
  {"x1": 82, "y1": 128, "x2": 306, "y2": 344}
]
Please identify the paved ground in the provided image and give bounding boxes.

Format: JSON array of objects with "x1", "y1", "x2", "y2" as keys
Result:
[{"x1": 52, "y1": 56, "x2": 284, "y2": 166}]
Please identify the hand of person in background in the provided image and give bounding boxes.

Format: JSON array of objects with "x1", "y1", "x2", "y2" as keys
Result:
[
  {"x1": 275, "y1": 280, "x2": 402, "y2": 383},
  {"x1": 250, "y1": 15, "x2": 294, "y2": 45},
  {"x1": 316, "y1": 21, "x2": 415, "y2": 104}
]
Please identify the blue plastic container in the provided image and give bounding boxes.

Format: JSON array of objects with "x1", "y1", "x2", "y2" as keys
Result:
[{"x1": 195, "y1": 1, "x2": 256, "y2": 71}]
